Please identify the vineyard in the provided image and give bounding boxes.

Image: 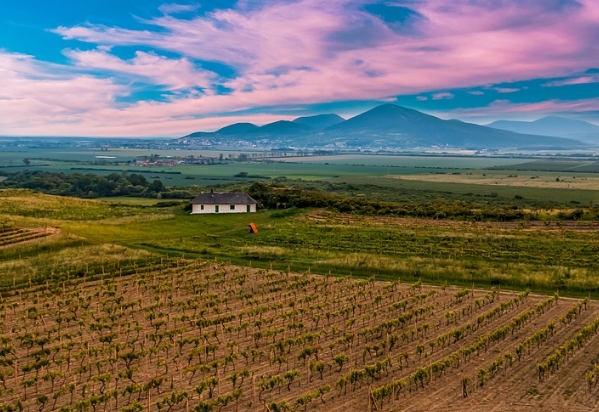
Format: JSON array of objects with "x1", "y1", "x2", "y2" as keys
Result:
[
  {"x1": 0, "y1": 258, "x2": 597, "y2": 412},
  {"x1": 0, "y1": 226, "x2": 59, "y2": 249}
]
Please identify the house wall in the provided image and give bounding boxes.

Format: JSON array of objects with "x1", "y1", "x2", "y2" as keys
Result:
[{"x1": 191, "y1": 203, "x2": 256, "y2": 214}]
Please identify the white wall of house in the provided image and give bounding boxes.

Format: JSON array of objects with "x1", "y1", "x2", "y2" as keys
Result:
[{"x1": 191, "y1": 203, "x2": 256, "y2": 214}]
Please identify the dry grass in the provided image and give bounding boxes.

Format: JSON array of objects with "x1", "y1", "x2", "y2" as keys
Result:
[
  {"x1": 0, "y1": 243, "x2": 154, "y2": 283},
  {"x1": 391, "y1": 173, "x2": 599, "y2": 189},
  {"x1": 239, "y1": 245, "x2": 287, "y2": 256},
  {"x1": 100, "y1": 214, "x2": 176, "y2": 225}
]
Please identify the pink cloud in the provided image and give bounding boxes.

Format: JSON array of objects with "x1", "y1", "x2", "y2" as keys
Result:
[
  {"x1": 543, "y1": 76, "x2": 599, "y2": 87},
  {"x1": 0, "y1": 53, "x2": 127, "y2": 132},
  {"x1": 3, "y1": 0, "x2": 599, "y2": 136},
  {"x1": 433, "y1": 98, "x2": 599, "y2": 125},
  {"x1": 64, "y1": 49, "x2": 215, "y2": 90}
]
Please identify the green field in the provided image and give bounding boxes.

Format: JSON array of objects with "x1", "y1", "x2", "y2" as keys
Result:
[
  {"x1": 3, "y1": 149, "x2": 599, "y2": 206},
  {"x1": 1, "y1": 157, "x2": 599, "y2": 412},
  {"x1": 2, "y1": 189, "x2": 599, "y2": 298},
  {"x1": 490, "y1": 159, "x2": 599, "y2": 173}
]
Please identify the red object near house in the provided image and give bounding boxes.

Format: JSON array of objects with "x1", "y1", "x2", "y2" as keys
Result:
[{"x1": 249, "y1": 223, "x2": 258, "y2": 233}]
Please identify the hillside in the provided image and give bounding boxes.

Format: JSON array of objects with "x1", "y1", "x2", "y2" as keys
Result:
[
  {"x1": 293, "y1": 113, "x2": 345, "y2": 129},
  {"x1": 488, "y1": 116, "x2": 599, "y2": 144},
  {"x1": 180, "y1": 104, "x2": 587, "y2": 150}
]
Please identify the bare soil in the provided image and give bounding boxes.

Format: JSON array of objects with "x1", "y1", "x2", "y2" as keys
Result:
[{"x1": 0, "y1": 260, "x2": 597, "y2": 412}]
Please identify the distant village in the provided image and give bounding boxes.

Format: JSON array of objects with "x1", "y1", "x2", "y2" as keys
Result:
[{"x1": 134, "y1": 154, "x2": 218, "y2": 167}]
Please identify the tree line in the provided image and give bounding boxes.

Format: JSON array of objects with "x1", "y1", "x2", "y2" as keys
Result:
[
  {"x1": 0, "y1": 171, "x2": 192, "y2": 199},
  {"x1": 248, "y1": 182, "x2": 597, "y2": 221}
]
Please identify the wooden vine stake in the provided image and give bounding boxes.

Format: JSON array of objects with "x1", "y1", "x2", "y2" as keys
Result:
[
  {"x1": 371, "y1": 392, "x2": 380, "y2": 411},
  {"x1": 217, "y1": 366, "x2": 221, "y2": 396},
  {"x1": 462, "y1": 376, "x2": 470, "y2": 398}
]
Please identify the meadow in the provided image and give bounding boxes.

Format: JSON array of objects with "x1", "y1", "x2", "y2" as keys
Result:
[{"x1": 2, "y1": 189, "x2": 599, "y2": 297}]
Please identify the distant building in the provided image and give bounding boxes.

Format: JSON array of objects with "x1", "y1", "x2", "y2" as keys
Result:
[{"x1": 190, "y1": 191, "x2": 257, "y2": 214}]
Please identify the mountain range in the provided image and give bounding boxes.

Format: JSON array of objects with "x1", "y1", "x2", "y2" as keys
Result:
[
  {"x1": 487, "y1": 117, "x2": 599, "y2": 144},
  {"x1": 181, "y1": 104, "x2": 589, "y2": 150}
]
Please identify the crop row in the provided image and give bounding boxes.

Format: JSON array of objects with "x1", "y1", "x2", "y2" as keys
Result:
[{"x1": 0, "y1": 258, "x2": 591, "y2": 412}]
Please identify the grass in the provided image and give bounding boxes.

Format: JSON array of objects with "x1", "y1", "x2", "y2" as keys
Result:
[
  {"x1": 275, "y1": 154, "x2": 526, "y2": 168},
  {"x1": 394, "y1": 171, "x2": 599, "y2": 190},
  {"x1": 490, "y1": 159, "x2": 599, "y2": 173},
  {"x1": 329, "y1": 175, "x2": 599, "y2": 206},
  {"x1": 2, "y1": 188, "x2": 599, "y2": 298}
]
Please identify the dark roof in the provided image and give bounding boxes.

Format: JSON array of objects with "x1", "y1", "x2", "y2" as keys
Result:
[{"x1": 190, "y1": 192, "x2": 257, "y2": 205}]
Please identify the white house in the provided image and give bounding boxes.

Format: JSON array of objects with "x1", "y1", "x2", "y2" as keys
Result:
[{"x1": 190, "y1": 191, "x2": 257, "y2": 214}]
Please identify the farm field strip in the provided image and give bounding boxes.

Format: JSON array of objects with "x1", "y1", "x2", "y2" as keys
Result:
[
  {"x1": 0, "y1": 260, "x2": 597, "y2": 412},
  {"x1": 392, "y1": 173, "x2": 599, "y2": 190}
]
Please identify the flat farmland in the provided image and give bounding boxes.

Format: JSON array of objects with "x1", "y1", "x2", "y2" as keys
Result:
[
  {"x1": 272, "y1": 154, "x2": 526, "y2": 169},
  {"x1": 4, "y1": 151, "x2": 599, "y2": 206},
  {"x1": 0, "y1": 259, "x2": 598, "y2": 412},
  {"x1": 393, "y1": 172, "x2": 599, "y2": 190},
  {"x1": 490, "y1": 160, "x2": 599, "y2": 173}
]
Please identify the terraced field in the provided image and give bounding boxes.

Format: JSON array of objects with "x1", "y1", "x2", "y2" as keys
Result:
[{"x1": 0, "y1": 226, "x2": 59, "y2": 248}]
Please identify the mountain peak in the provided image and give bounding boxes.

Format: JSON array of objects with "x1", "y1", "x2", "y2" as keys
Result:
[
  {"x1": 216, "y1": 122, "x2": 258, "y2": 135},
  {"x1": 255, "y1": 120, "x2": 312, "y2": 134},
  {"x1": 293, "y1": 113, "x2": 344, "y2": 129},
  {"x1": 328, "y1": 103, "x2": 437, "y2": 132}
]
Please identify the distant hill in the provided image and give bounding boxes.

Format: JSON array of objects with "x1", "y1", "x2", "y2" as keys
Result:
[
  {"x1": 216, "y1": 123, "x2": 259, "y2": 135},
  {"x1": 180, "y1": 104, "x2": 588, "y2": 150},
  {"x1": 251, "y1": 120, "x2": 312, "y2": 136},
  {"x1": 488, "y1": 116, "x2": 599, "y2": 144},
  {"x1": 293, "y1": 114, "x2": 344, "y2": 129},
  {"x1": 320, "y1": 104, "x2": 584, "y2": 149}
]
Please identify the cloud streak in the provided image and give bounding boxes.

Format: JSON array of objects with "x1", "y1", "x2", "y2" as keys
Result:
[
  {"x1": 439, "y1": 98, "x2": 599, "y2": 125},
  {"x1": 158, "y1": 3, "x2": 200, "y2": 15},
  {"x1": 64, "y1": 49, "x2": 215, "y2": 90}
]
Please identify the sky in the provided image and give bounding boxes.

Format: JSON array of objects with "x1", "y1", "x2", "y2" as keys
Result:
[{"x1": 1, "y1": 0, "x2": 599, "y2": 137}]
